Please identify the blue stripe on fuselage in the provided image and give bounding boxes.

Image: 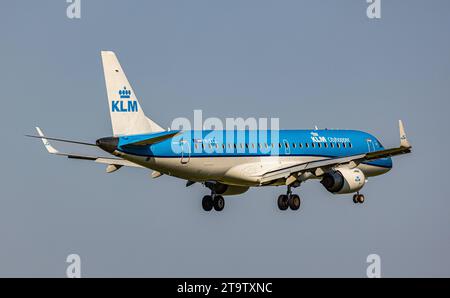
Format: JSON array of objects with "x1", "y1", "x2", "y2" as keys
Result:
[{"x1": 117, "y1": 130, "x2": 393, "y2": 169}]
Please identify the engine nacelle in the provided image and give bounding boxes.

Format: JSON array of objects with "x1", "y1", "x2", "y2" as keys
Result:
[
  {"x1": 320, "y1": 168, "x2": 365, "y2": 194},
  {"x1": 214, "y1": 183, "x2": 249, "y2": 196}
]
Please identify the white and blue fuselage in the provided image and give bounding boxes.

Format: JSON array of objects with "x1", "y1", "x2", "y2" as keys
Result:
[{"x1": 112, "y1": 129, "x2": 392, "y2": 187}]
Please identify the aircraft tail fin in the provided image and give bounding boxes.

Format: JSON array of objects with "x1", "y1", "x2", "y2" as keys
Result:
[{"x1": 101, "y1": 51, "x2": 164, "y2": 136}]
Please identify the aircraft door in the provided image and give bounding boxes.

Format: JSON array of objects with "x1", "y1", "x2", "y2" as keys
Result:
[{"x1": 180, "y1": 139, "x2": 191, "y2": 164}]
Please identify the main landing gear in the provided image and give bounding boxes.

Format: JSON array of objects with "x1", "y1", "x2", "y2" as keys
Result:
[
  {"x1": 353, "y1": 192, "x2": 365, "y2": 204},
  {"x1": 201, "y1": 182, "x2": 226, "y2": 212},
  {"x1": 277, "y1": 186, "x2": 301, "y2": 211},
  {"x1": 202, "y1": 195, "x2": 225, "y2": 212}
]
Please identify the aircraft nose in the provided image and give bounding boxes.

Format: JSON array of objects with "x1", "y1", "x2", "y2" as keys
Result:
[{"x1": 96, "y1": 137, "x2": 119, "y2": 153}]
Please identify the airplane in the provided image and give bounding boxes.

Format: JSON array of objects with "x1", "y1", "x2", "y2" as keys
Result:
[{"x1": 27, "y1": 51, "x2": 412, "y2": 212}]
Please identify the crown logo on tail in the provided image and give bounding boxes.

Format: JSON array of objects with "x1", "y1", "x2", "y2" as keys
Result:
[{"x1": 119, "y1": 87, "x2": 131, "y2": 99}]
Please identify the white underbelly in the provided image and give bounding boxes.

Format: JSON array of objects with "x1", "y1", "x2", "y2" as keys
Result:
[
  {"x1": 117, "y1": 154, "x2": 322, "y2": 184},
  {"x1": 115, "y1": 153, "x2": 390, "y2": 186}
]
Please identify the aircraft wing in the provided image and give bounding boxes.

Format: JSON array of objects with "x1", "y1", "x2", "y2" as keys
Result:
[
  {"x1": 30, "y1": 127, "x2": 144, "y2": 169},
  {"x1": 259, "y1": 120, "x2": 412, "y2": 185}
]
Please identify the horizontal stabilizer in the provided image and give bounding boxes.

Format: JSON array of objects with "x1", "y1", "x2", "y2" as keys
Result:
[
  {"x1": 28, "y1": 127, "x2": 143, "y2": 169},
  {"x1": 26, "y1": 128, "x2": 97, "y2": 147}
]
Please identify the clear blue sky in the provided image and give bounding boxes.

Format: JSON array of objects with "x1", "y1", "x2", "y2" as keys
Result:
[{"x1": 1, "y1": 0, "x2": 449, "y2": 277}]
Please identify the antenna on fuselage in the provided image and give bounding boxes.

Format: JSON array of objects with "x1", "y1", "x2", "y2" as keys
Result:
[{"x1": 314, "y1": 125, "x2": 318, "y2": 130}]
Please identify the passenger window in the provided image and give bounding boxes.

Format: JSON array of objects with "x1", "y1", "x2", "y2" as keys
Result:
[
  {"x1": 299, "y1": 143, "x2": 302, "y2": 148},
  {"x1": 292, "y1": 143, "x2": 296, "y2": 148},
  {"x1": 311, "y1": 143, "x2": 315, "y2": 148},
  {"x1": 349, "y1": 143, "x2": 352, "y2": 148},
  {"x1": 330, "y1": 143, "x2": 334, "y2": 148},
  {"x1": 305, "y1": 143, "x2": 309, "y2": 148},
  {"x1": 324, "y1": 143, "x2": 328, "y2": 148},
  {"x1": 285, "y1": 143, "x2": 289, "y2": 148},
  {"x1": 342, "y1": 143, "x2": 346, "y2": 148},
  {"x1": 337, "y1": 143, "x2": 340, "y2": 148},
  {"x1": 318, "y1": 143, "x2": 321, "y2": 148}
]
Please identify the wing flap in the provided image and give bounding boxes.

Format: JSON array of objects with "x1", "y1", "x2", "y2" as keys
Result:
[{"x1": 260, "y1": 154, "x2": 366, "y2": 184}]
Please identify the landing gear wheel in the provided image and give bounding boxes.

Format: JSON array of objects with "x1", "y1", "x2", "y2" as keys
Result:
[
  {"x1": 353, "y1": 194, "x2": 358, "y2": 204},
  {"x1": 288, "y1": 194, "x2": 301, "y2": 210},
  {"x1": 357, "y1": 194, "x2": 365, "y2": 204},
  {"x1": 277, "y1": 195, "x2": 289, "y2": 211},
  {"x1": 202, "y1": 195, "x2": 213, "y2": 211},
  {"x1": 213, "y1": 195, "x2": 225, "y2": 211}
]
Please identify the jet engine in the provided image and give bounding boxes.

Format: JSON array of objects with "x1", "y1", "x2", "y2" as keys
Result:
[{"x1": 320, "y1": 168, "x2": 365, "y2": 194}]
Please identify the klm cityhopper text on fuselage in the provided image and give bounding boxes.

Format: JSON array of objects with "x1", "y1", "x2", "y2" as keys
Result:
[{"x1": 28, "y1": 51, "x2": 411, "y2": 213}]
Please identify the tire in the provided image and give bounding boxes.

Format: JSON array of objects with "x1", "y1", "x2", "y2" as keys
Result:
[
  {"x1": 277, "y1": 195, "x2": 289, "y2": 211},
  {"x1": 202, "y1": 195, "x2": 213, "y2": 211},
  {"x1": 213, "y1": 195, "x2": 225, "y2": 211},
  {"x1": 353, "y1": 194, "x2": 358, "y2": 204},
  {"x1": 288, "y1": 194, "x2": 301, "y2": 210},
  {"x1": 357, "y1": 194, "x2": 365, "y2": 204}
]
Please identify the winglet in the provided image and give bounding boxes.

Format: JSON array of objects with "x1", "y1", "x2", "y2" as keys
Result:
[
  {"x1": 399, "y1": 120, "x2": 411, "y2": 148},
  {"x1": 35, "y1": 127, "x2": 59, "y2": 154}
]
